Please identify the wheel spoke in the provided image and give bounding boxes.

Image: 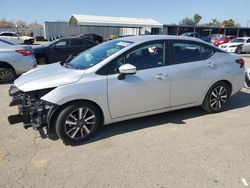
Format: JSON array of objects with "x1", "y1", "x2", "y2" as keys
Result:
[
  {"x1": 85, "y1": 115, "x2": 95, "y2": 122},
  {"x1": 211, "y1": 91, "x2": 217, "y2": 98},
  {"x1": 65, "y1": 120, "x2": 77, "y2": 125},
  {"x1": 211, "y1": 100, "x2": 217, "y2": 107},
  {"x1": 71, "y1": 127, "x2": 80, "y2": 138},
  {"x1": 80, "y1": 128, "x2": 84, "y2": 138},
  {"x1": 69, "y1": 114, "x2": 77, "y2": 121},
  {"x1": 86, "y1": 122, "x2": 95, "y2": 125},
  {"x1": 78, "y1": 108, "x2": 83, "y2": 119},
  {"x1": 83, "y1": 108, "x2": 89, "y2": 118},
  {"x1": 66, "y1": 127, "x2": 76, "y2": 134},
  {"x1": 218, "y1": 101, "x2": 222, "y2": 109},
  {"x1": 83, "y1": 125, "x2": 90, "y2": 134}
]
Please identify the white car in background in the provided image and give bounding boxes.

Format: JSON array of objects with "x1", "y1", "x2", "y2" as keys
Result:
[
  {"x1": 219, "y1": 37, "x2": 250, "y2": 53},
  {"x1": 0, "y1": 31, "x2": 34, "y2": 44},
  {"x1": 0, "y1": 39, "x2": 37, "y2": 82}
]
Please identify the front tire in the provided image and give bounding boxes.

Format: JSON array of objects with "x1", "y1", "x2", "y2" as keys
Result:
[
  {"x1": 202, "y1": 82, "x2": 230, "y2": 113},
  {"x1": 235, "y1": 46, "x2": 242, "y2": 54},
  {"x1": 55, "y1": 101, "x2": 101, "y2": 144}
]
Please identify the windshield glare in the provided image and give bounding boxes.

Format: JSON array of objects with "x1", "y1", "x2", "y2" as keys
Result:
[{"x1": 67, "y1": 40, "x2": 133, "y2": 69}]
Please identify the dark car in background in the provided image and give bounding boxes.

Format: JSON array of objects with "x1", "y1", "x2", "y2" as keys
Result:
[
  {"x1": 33, "y1": 37, "x2": 96, "y2": 64},
  {"x1": 79, "y1": 33, "x2": 103, "y2": 44}
]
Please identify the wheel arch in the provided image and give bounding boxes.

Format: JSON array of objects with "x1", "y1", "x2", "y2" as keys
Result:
[
  {"x1": 47, "y1": 99, "x2": 105, "y2": 136},
  {"x1": 202, "y1": 79, "x2": 232, "y2": 103},
  {"x1": 0, "y1": 61, "x2": 16, "y2": 74}
]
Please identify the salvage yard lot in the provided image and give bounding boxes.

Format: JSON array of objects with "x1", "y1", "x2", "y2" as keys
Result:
[{"x1": 0, "y1": 57, "x2": 250, "y2": 188}]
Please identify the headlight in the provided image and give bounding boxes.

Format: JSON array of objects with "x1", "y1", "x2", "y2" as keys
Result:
[{"x1": 229, "y1": 45, "x2": 237, "y2": 48}]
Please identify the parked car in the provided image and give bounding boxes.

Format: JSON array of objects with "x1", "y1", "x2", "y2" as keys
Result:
[
  {"x1": 0, "y1": 39, "x2": 36, "y2": 82},
  {"x1": 236, "y1": 38, "x2": 250, "y2": 54},
  {"x1": 79, "y1": 33, "x2": 103, "y2": 44},
  {"x1": 0, "y1": 32, "x2": 34, "y2": 44},
  {"x1": 9, "y1": 35, "x2": 245, "y2": 144},
  {"x1": 219, "y1": 37, "x2": 250, "y2": 53},
  {"x1": 245, "y1": 68, "x2": 250, "y2": 88},
  {"x1": 33, "y1": 37, "x2": 96, "y2": 64},
  {"x1": 210, "y1": 34, "x2": 225, "y2": 44},
  {"x1": 214, "y1": 35, "x2": 236, "y2": 46}
]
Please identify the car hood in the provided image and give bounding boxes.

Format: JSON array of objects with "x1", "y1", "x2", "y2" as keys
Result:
[
  {"x1": 20, "y1": 36, "x2": 34, "y2": 40},
  {"x1": 14, "y1": 63, "x2": 85, "y2": 92},
  {"x1": 220, "y1": 42, "x2": 242, "y2": 47}
]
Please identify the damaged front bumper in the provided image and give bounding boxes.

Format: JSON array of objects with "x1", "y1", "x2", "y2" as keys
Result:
[{"x1": 8, "y1": 85, "x2": 57, "y2": 138}]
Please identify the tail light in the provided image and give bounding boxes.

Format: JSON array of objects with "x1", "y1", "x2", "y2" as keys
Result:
[
  {"x1": 235, "y1": 59, "x2": 245, "y2": 68},
  {"x1": 15, "y1": 50, "x2": 32, "y2": 56}
]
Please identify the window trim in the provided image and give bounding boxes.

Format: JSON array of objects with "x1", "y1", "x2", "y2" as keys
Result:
[{"x1": 96, "y1": 40, "x2": 170, "y2": 75}]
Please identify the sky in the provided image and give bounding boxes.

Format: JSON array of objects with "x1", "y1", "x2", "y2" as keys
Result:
[{"x1": 0, "y1": 0, "x2": 250, "y2": 26}]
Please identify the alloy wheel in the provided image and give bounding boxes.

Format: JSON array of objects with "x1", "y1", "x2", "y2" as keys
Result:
[
  {"x1": 209, "y1": 86, "x2": 228, "y2": 110},
  {"x1": 64, "y1": 107, "x2": 96, "y2": 140},
  {"x1": 0, "y1": 70, "x2": 15, "y2": 82}
]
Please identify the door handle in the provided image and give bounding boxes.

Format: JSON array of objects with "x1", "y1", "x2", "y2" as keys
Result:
[
  {"x1": 207, "y1": 62, "x2": 216, "y2": 68},
  {"x1": 155, "y1": 73, "x2": 168, "y2": 80}
]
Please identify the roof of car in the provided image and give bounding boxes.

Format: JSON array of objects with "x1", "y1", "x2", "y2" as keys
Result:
[
  {"x1": 0, "y1": 31, "x2": 17, "y2": 34},
  {"x1": 119, "y1": 35, "x2": 204, "y2": 43}
]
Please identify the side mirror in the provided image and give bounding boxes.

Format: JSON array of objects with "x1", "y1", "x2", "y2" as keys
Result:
[{"x1": 118, "y1": 64, "x2": 136, "y2": 80}]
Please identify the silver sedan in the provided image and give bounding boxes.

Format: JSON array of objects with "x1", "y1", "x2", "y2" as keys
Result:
[
  {"x1": 9, "y1": 35, "x2": 245, "y2": 144},
  {"x1": 0, "y1": 39, "x2": 37, "y2": 82}
]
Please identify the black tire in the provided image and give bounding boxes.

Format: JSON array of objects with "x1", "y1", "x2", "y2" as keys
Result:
[
  {"x1": 235, "y1": 46, "x2": 242, "y2": 54},
  {"x1": 36, "y1": 56, "x2": 48, "y2": 64},
  {"x1": 55, "y1": 101, "x2": 101, "y2": 144},
  {"x1": 0, "y1": 68, "x2": 16, "y2": 83},
  {"x1": 202, "y1": 81, "x2": 230, "y2": 113}
]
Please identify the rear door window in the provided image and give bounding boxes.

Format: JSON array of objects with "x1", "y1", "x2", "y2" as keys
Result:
[{"x1": 172, "y1": 41, "x2": 214, "y2": 64}]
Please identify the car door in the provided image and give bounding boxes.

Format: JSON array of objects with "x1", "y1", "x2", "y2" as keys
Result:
[
  {"x1": 243, "y1": 39, "x2": 250, "y2": 53},
  {"x1": 168, "y1": 40, "x2": 218, "y2": 106},
  {"x1": 69, "y1": 38, "x2": 91, "y2": 57},
  {"x1": 105, "y1": 41, "x2": 171, "y2": 119},
  {"x1": 48, "y1": 39, "x2": 71, "y2": 63}
]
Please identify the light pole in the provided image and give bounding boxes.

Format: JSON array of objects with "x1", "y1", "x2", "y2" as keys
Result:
[
  {"x1": 15, "y1": 24, "x2": 18, "y2": 33},
  {"x1": 247, "y1": 20, "x2": 250, "y2": 27}
]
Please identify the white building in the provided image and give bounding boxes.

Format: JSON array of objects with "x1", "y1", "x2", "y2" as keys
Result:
[{"x1": 44, "y1": 14, "x2": 163, "y2": 40}]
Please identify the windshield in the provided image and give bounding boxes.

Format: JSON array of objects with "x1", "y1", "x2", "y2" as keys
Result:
[
  {"x1": 230, "y1": 38, "x2": 244, "y2": 43},
  {"x1": 67, "y1": 40, "x2": 133, "y2": 70}
]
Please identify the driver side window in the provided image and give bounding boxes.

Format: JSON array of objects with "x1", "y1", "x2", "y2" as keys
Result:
[{"x1": 97, "y1": 42, "x2": 165, "y2": 75}]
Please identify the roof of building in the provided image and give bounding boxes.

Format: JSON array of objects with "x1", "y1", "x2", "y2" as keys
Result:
[{"x1": 69, "y1": 14, "x2": 163, "y2": 28}]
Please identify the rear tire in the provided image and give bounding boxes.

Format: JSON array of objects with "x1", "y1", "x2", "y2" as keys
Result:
[
  {"x1": 55, "y1": 101, "x2": 101, "y2": 144},
  {"x1": 0, "y1": 68, "x2": 16, "y2": 83},
  {"x1": 202, "y1": 82, "x2": 230, "y2": 113},
  {"x1": 36, "y1": 56, "x2": 48, "y2": 64}
]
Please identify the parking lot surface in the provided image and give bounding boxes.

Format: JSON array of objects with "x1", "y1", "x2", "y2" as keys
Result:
[{"x1": 0, "y1": 57, "x2": 250, "y2": 188}]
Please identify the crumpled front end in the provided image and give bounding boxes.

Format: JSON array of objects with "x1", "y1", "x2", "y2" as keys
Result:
[{"x1": 8, "y1": 85, "x2": 57, "y2": 137}]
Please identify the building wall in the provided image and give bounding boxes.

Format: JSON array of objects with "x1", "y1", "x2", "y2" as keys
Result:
[{"x1": 44, "y1": 22, "x2": 143, "y2": 40}]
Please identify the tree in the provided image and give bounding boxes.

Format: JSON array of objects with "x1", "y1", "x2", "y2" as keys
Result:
[
  {"x1": 0, "y1": 18, "x2": 15, "y2": 28},
  {"x1": 222, "y1": 19, "x2": 240, "y2": 27},
  {"x1": 206, "y1": 18, "x2": 221, "y2": 27},
  {"x1": 28, "y1": 21, "x2": 43, "y2": 29},
  {"x1": 15, "y1": 20, "x2": 27, "y2": 28},
  {"x1": 194, "y1": 14, "x2": 202, "y2": 25},
  {"x1": 179, "y1": 17, "x2": 196, "y2": 26}
]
